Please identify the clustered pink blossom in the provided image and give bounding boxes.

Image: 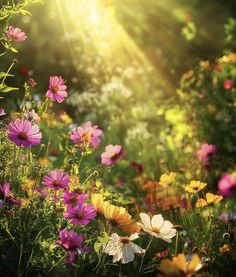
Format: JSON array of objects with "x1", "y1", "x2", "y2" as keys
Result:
[
  {"x1": 0, "y1": 108, "x2": 6, "y2": 117},
  {"x1": 63, "y1": 203, "x2": 96, "y2": 225},
  {"x1": 70, "y1": 121, "x2": 103, "y2": 149},
  {"x1": 101, "y1": 144, "x2": 123, "y2": 166},
  {"x1": 57, "y1": 229, "x2": 90, "y2": 264},
  {"x1": 218, "y1": 173, "x2": 236, "y2": 197},
  {"x1": 62, "y1": 191, "x2": 88, "y2": 207},
  {"x1": 197, "y1": 143, "x2": 217, "y2": 164},
  {"x1": 42, "y1": 171, "x2": 69, "y2": 190},
  {"x1": 6, "y1": 26, "x2": 27, "y2": 42},
  {"x1": 7, "y1": 119, "x2": 42, "y2": 148},
  {"x1": 46, "y1": 76, "x2": 68, "y2": 103},
  {"x1": 0, "y1": 183, "x2": 20, "y2": 208}
]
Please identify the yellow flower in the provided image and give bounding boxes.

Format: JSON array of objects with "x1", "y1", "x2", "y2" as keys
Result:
[
  {"x1": 185, "y1": 181, "x2": 207, "y2": 193},
  {"x1": 21, "y1": 179, "x2": 36, "y2": 196},
  {"x1": 103, "y1": 203, "x2": 132, "y2": 226},
  {"x1": 219, "y1": 244, "x2": 230, "y2": 254},
  {"x1": 60, "y1": 112, "x2": 72, "y2": 124},
  {"x1": 38, "y1": 157, "x2": 49, "y2": 167},
  {"x1": 200, "y1": 60, "x2": 210, "y2": 70},
  {"x1": 91, "y1": 193, "x2": 108, "y2": 215},
  {"x1": 159, "y1": 172, "x2": 176, "y2": 187},
  {"x1": 157, "y1": 253, "x2": 202, "y2": 277},
  {"x1": 195, "y1": 192, "x2": 223, "y2": 208}
]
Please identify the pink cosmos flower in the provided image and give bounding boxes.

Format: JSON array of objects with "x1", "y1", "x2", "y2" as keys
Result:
[
  {"x1": 0, "y1": 183, "x2": 20, "y2": 207},
  {"x1": 197, "y1": 143, "x2": 217, "y2": 164},
  {"x1": 42, "y1": 171, "x2": 69, "y2": 190},
  {"x1": 8, "y1": 119, "x2": 42, "y2": 148},
  {"x1": 28, "y1": 78, "x2": 37, "y2": 88},
  {"x1": 101, "y1": 144, "x2": 123, "y2": 166},
  {"x1": 46, "y1": 76, "x2": 68, "y2": 103},
  {"x1": 63, "y1": 203, "x2": 96, "y2": 225},
  {"x1": 62, "y1": 191, "x2": 88, "y2": 207},
  {"x1": 218, "y1": 173, "x2": 236, "y2": 197},
  {"x1": 223, "y1": 80, "x2": 234, "y2": 90},
  {"x1": 57, "y1": 229, "x2": 89, "y2": 264},
  {"x1": 0, "y1": 108, "x2": 6, "y2": 117},
  {"x1": 6, "y1": 26, "x2": 27, "y2": 42},
  {"x1": 70, "y1": 121, "x2": 103, "y2": 149}
]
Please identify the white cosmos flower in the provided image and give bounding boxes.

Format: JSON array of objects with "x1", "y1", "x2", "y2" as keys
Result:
[
  {"x1": 104, "y1": 232, "x2": 145, "y2": 264},
  {"x1": 138, "y1": 213, "x2": 176, "y2": 243}
]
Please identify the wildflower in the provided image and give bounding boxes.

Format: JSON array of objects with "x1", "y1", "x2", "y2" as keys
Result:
[
  {"x1": 59, "y1": 112, "x2": 72, "y2": 124},
  {"x1": 121, "y1": 221, "x2": 141, "y2": 235},
  {"x1": 38, "y1": 157, "x2": 49, "y2": 167},
  {"x1": 46, "y1": 76, "x2": 68, "y2": 103},
  {"x1": 197, "y1": 143, "x2": 217, "y2": 164},
  {"x1": 161, "y1": 196, "x2": 179, "y2": 211},
  {"x1": 195, "y1": 193, "x2": 223, "y2": 208},
  {"x1": 6, "y1": 26, "x2": 27, "y2": 42},
  {"x1": 35, "y1": 187, "x2": 48, "y2": 197},
  {"x1": 138, "y1": 213, "x2": 176, "y2": 243},
  {"x1": 223, "y1": 80, "x2": 234, "y2": 90},
  {"x1": 218, "y1": 173, "x2": 236, "y2": 197},
  {"x1": 159, "y1": 172, "x2": 176, "y2": 187},
  {"x1": 63, "y1": 203, "x2": 96, "y2": 225},
  {"x1": 91, "y1": 193, "x2": 106, "y2": 215},
  {"x1": 103, "y1": 203, "x2": 132, "y2": 226},
  {"x1": 42, "y1": 171, "x2": 69, "y2": 190},
  {"x1": 101, "y1": 144, "x2": 123, "y2": 166},
  {"x1": 156, "y1": 249, "x2": 169, "y2": 259},
  {"x1": 57, "y1": 229, "x2": 89, "y2": 264},
  {"x1": 104, "y1": 233, "x2": 145, "y2": 264},
  {"x1": 185, "y1": 181, "x2": 207, "y2": 193},
  {"x1": 62, "y1": 191, "x2": 88, "y2": 207},
  {"x1": 7, "y1": 119, "x2": 42, "y2": 148},
  {"x1": 28, "y1": 78, "x2": 37, "y2": 88},
  {"x1": 70, "y1": 121, "x2": 103, "y2": 149},
  {"x1": 0, "y1": 183, "x2": 20, "y2": 207},
  {"x1": 157, "y1": 253, "x2": 202, "y2": 277},
  {"x1": 219, "y1": 244, "x2": 229, "y2": 254},
  {"x1": 0, "y1": 108, "x2": 6, "y2": 117},
  {"x1": 26, "y1": 110, "x2": 40, "y2": 123}
]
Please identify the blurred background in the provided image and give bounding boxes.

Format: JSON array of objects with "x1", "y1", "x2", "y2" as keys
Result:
[{"x1": 1, "y1": 0, "x2": 236, "y2": 180}]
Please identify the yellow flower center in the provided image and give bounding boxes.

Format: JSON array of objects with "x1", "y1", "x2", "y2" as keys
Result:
[
  {"x1": 120, "y1": 237, "x2": 130, "y2": 244},
  {"x1": 152, "y1": 227, "x2": 160, "y2": 234}
]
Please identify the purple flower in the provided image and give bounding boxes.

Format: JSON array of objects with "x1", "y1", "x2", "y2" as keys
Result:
[
  {"x1": 101, "y1": 144, "x2": 123, "y2": 166},
  {"x1": 70, "y1": 121, "x2": 103, "y2": 149},
  {"x1": 0, "y1": 108, "x2": 6, "y2": 117},
  {"x1": 35, "y1": 187, "x2": 49, "y2": 197},
  {"x1": 7, "y1": 119, "x2": 42, "y2": 148},
  {"x1": 62, "y1": 191, "x2": 88, "y2": 207},
  {"x1": 0, "y1": 183, "x2": 20, "y2": 207},
  {"x1": 46, "y1": 76, "x2": 68, "y2": 103},
  {"x1": 57, "y1": 229, "x2": 89, "y2": 264},
  {"x1": 42, "y1": 171, "x2": 69, "y2": 190},
  {"x1": 63, "y1": 203, "x2": 96, "y2": 225},
  {"x1": 218, "y1": 173, "x2": 236, "y2": 197},
  {"x1": 6, "y1": 26, "x2": 27, "y2": 42},
  {"x1": 197, "y1": 143, "x2": 217, "y2": 164}
]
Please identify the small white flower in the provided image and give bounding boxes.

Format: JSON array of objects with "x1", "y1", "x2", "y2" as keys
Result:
[
  {"x1": 104, "y1": 233, "x2": 145, "y2": 264},
  {"x1": 138, "y1": 213, "x2": 176, "y2": 243}
]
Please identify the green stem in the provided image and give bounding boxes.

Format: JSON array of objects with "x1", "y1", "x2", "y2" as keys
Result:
[
  {"x1": 138, "y1": 236, "x2": 153, "y2": 273},
  {"x1": 1, "y1": 60, "x2": 15, "y2": 85}
]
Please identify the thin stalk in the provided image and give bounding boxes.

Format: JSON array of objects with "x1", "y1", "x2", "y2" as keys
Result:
[{"x1": 138, "y1": 236, "x2": 153, "y2": 273}]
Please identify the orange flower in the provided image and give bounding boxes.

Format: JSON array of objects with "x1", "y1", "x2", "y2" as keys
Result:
[
  {"x1": 103, "y1": 203, "x2": 132, "y2": 226},
  {"x1": 195, "y1": 193, "x2": 223, "y2": 208},
  {"x1": 219, "y1": 244, "x2": 229, "y2": 254},
  {"x1": 121, "y1": 221, "x2": 141, "y2": 235}
]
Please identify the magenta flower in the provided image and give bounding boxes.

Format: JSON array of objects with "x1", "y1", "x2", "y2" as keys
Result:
[
  {"x1": 6, "y1": 26, "x2": 27, "y2": 42},
  {"x1": 70, "y1": 121, "x2": 103, "y2": 149},
  {"x1": 28, "y1": 78, "x2": 37, "y2": 88},
  {"x1": 0, "y1": 108, "x2": 6, "y2": 117},
  {"x1": 46, "y1": 76, "x2": 68, "y2": 103},
  {"x1": 62, "y1": 191, "x2": 88, "y2": 207},
  {"x1": 8, "y1": 119, "x2": 42, "y2": 148},
  {"x1": 101, "y1": 144, "x2": 123, "y2": 166},
  {"x1": 0, "y1": 183, "x2": 20, "y2": 207},
  {"x1": 218, "y1": 173, "x2": 236, "y2": 197},
  {"x1": 57, "y1": 229, "x2": 89, "y2": 264},
  {"x1": 197, "y1": 143, "x2": 217, "y2": 164},
  {"x1": 42, "y1": 171, "x2": 69, "y2": 190},
  {"x1": 223, "y1": 80, "x2": 234, "y2": 90},
  {"x1": 63, "y1": 203, "x2": 96, "y2": 225},
  {"x1": 35, "y1": 187, "x2": 49, "y2": 197}
]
